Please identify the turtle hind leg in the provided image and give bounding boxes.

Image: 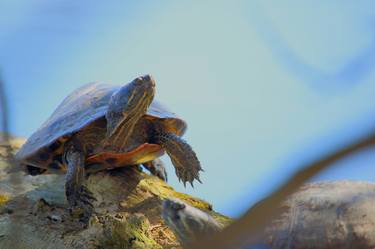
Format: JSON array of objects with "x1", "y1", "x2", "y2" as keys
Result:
[
  {"x1": 143, "y1": 158, "x2": 168, "y2": 182},
  {"x1": 64, "y1": 139, "x2": 96, "y2": 223},
  {"x1": 153, "y1": 133, "x2": 202, "y2": 187}
]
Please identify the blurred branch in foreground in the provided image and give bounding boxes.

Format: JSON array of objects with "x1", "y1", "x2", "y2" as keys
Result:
[
  {"x1": 0, "y1": 72, "x2": 18, "y2": 171},
  {"x1": 0, "y1": 72, "x2": 10, "y2": 143},
  {"x1": 189, "y1": 129, "x2": 375, "y2": 249},
  {"x1": 0, "y1": 71, "x2": 22, "y2": 248}
]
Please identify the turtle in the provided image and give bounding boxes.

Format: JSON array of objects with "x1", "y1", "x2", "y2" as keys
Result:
[
  {"x1": 16, "y1": 75, "x2": 203, "y2": 221},
  {"x1": 162, "y1": 198, "x2": 222, "y2": 246}
]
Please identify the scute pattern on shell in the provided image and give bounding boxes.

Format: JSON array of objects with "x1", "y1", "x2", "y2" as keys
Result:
[{"x1": 16, "y1": 82, "x2": 184, "y2": 161}]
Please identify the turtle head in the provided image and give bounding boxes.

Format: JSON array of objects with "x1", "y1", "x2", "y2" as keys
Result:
[{"x1": 106, "y1": 75, "x2": 155, "y2": 140}]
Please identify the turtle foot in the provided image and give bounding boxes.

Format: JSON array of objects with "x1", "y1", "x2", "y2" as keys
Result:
[
  {"x1": 175, "y1": 162, "x2": 203, "y2": 187},
  {"x1": 143, "y1": 159, "x2": 168, "y2": 182},
  {"x1": 154, "y1": 165, "x2": 168, "y2": 182},
  {"x1": 68, "y1": 186, "x2": 97, "y2": 223},
  {"x1": 153, "y1": 132, "x2": 203, "y2": 187}
]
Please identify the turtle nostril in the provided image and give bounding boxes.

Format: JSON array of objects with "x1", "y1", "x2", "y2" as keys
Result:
[
  {"x1": 144, "y1": 74, "x2": 155, "y2": 87},
  {"x1": 133, "y1": 75, "x2": 155, "y2": 87},
  {"x1": 135, "y1": 77, "x2": 143, "y2": 84}
]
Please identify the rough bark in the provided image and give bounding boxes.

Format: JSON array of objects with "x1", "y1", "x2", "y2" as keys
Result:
[{"x1": 0, "y1": 137, "x2": 230, "y2": 249}]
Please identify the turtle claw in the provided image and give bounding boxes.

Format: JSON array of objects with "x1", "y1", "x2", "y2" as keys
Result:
[
  {"x1": 67, "y1": 186, "x2": 96, "y2": 222},
  {"x1": 171, "y1": 145, "x2": 203, "y2": 187},
  {"x1": 143, "y1": 159, "x2": 168, "y2": 182},
  {"x1": 80, "y1": 186, "x2": 97, "y2": 202},
  {"x1": 153, "y1": 132, "x2": 203, "y2": 188},
  {"x1": 153, "y1": 165, "x2": 168, "y2": 182},
  {"x1": 196, "y1": 175, "x2": 202, "y2": 184},
  {"x1": 175, "y1": 165, "x2": 203, "y2": 188}
]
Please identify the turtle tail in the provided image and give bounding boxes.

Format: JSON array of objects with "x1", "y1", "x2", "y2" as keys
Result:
[{"x1": 152, "y1": 132, "x2": 203, "y2": 187}]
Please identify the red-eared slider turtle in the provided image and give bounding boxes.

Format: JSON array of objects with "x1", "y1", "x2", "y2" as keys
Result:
[{"x1": 16, "y1": 75, "x2": 202, "y2": 221}]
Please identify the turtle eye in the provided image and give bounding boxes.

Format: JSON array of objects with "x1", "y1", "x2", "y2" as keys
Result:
[
  {"x1": 135, "y1": 77, "x2": 143, "y2": 84},
  {"x1": 142, "y1": 74, "x2": 152, "y2": 83}
]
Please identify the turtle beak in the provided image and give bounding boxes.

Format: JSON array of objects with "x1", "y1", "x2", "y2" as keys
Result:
[{"x1": 106, "y1": 75, "x2": 155, "y2": 139}]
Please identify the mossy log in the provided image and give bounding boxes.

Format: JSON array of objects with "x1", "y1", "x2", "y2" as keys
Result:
[
  {"x1": 0, "y1": 138, "x2": 230, "y2": 249},
  {"x1": 3, "y1": 137, "x2": 375, "y2": 249}
]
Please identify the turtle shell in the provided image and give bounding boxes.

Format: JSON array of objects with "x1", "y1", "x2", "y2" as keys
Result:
[{"x1": 16, "y1": 82, "x2": 187, "y2": 163}]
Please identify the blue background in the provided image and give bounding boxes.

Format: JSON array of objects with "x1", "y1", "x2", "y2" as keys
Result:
[{"x1": 2, "y1": 1, "x2": 375, "y2": 217}]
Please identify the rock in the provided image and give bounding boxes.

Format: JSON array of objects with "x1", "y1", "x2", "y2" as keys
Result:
[
  {"x1": 0, "y1": 137, "x2": 231, "y2": 249},
  {"x1": 263, "y1": 181, "x2": 375, "y2": 249},
  {"x1": 162, "y1": 198, "x2": 223, "y2": 246}
]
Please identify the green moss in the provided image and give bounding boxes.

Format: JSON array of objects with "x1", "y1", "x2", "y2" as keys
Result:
[
  {"x1": 171, "y1": 191, "x2": 212, "y2": 210},
  {"x1": 138, "y1": 177, "x2": 212, "y2": 210},
  {"x1": 0, "y1": 194, "x2": 9, "y2": 206},
  {"x1": 210, "y1": 212, "x2": 233, "y2": 227},
  {"x1": 100, "y1": 214, "x2": 162, "y2": 249}
]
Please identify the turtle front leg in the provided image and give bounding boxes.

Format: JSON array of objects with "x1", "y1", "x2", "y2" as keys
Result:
[
  {"x1": 143, "y1": 158, "x2": 168, "y2": 182},
  {"x1": 153, "y1": 133, "x2": 202, "y2": 187},
  {"x1": 64, "y1": 140, "x2": 96, "y2": 222}
]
